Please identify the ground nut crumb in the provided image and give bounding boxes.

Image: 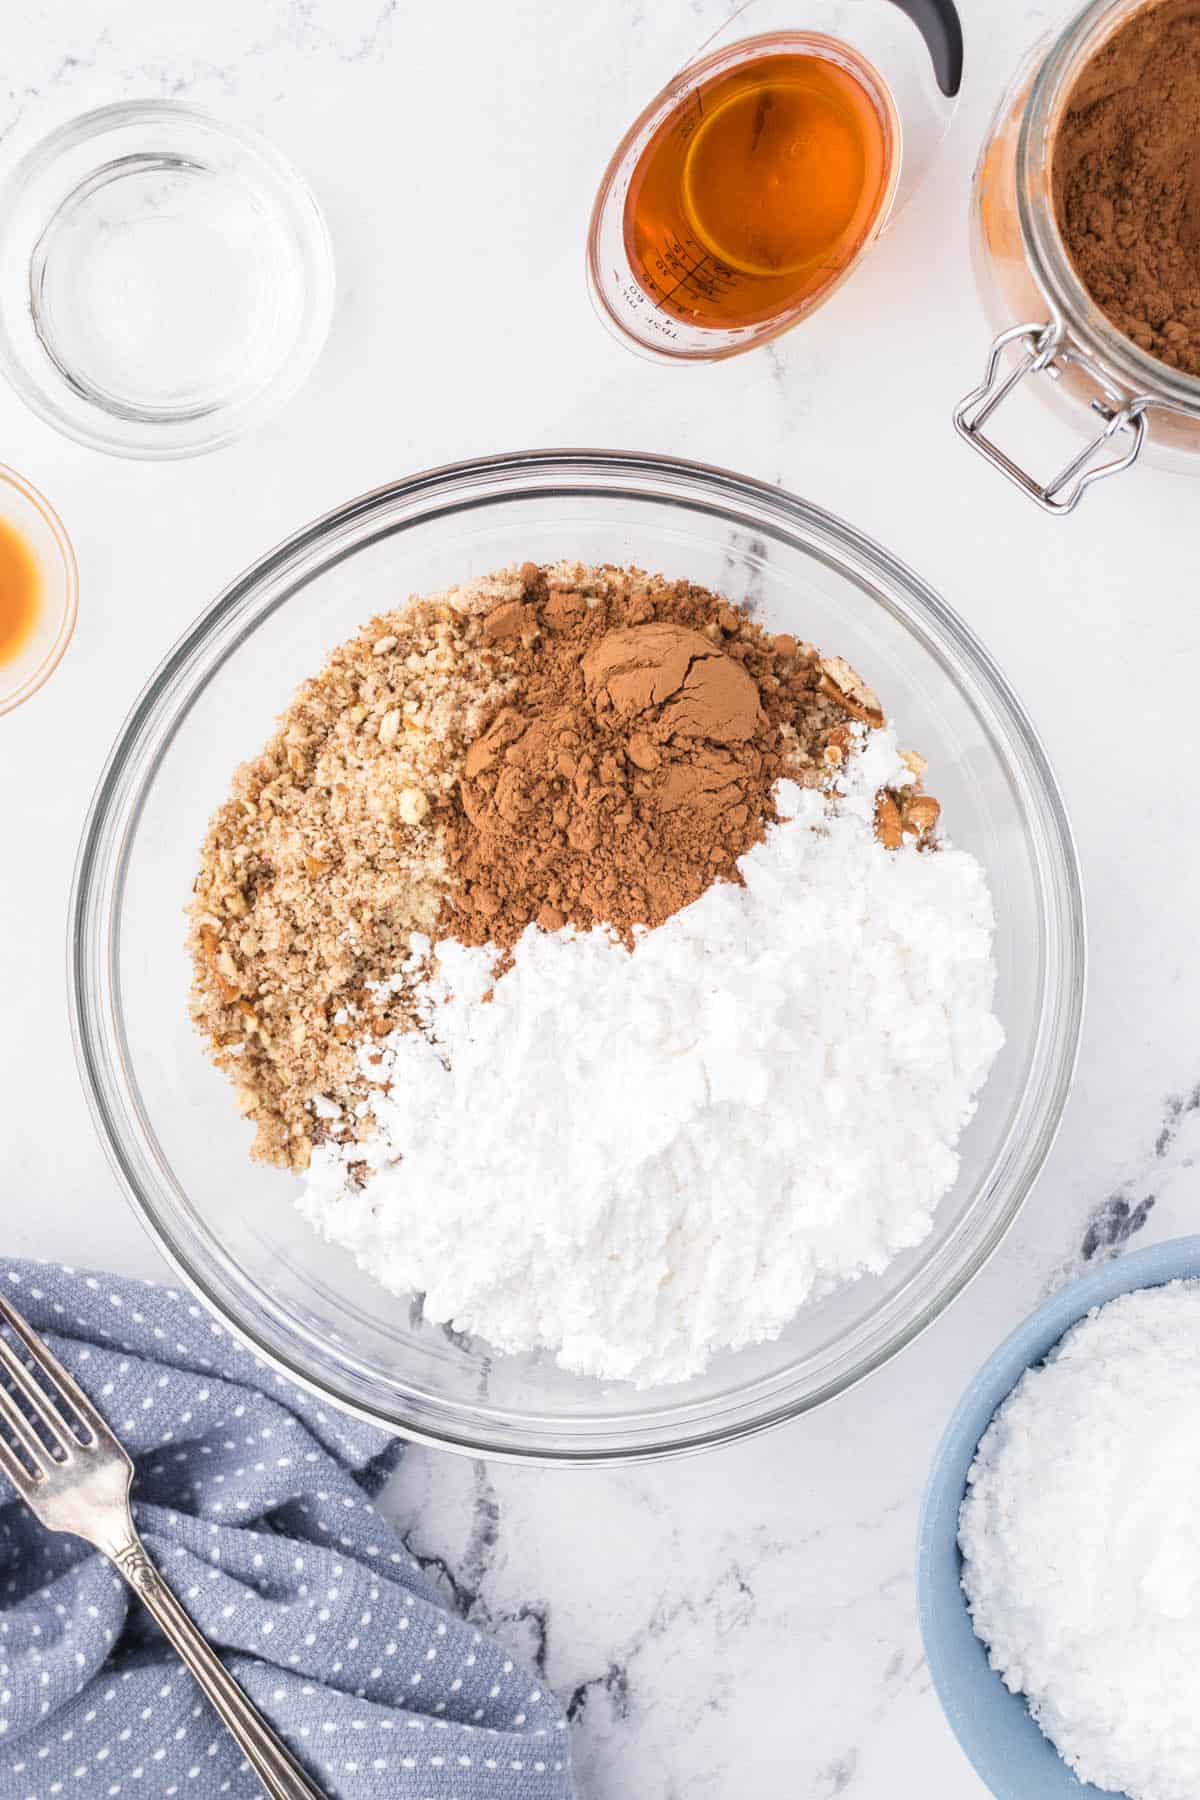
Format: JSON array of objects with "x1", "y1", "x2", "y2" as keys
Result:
[
  {"x1": 188, "y1": 569, "x2": 526, "y2": 1168},
  {"x1": 397, "y1": 788, "x2": 429, "y2": 824}
]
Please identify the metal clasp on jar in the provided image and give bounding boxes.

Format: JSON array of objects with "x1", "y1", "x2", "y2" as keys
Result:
[{"x1": 954, "y1": 319, "x2": 1152, "y2": 515}]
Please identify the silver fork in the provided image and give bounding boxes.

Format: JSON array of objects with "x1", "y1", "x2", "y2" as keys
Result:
[{"x1": 0, "y1": 1287, "x2": 324, "y2": 1799}]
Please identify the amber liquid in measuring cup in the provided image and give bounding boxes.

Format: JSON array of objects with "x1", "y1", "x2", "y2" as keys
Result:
[
  {"x1": 624, "y1": 45, "x2": 896, "y2": 330},
  {"x1": 0, "y1": 516, "x2": 39, "y2": 666}
]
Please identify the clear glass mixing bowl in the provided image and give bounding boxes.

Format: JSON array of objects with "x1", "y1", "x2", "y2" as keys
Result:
[{"x1": 70, "y1": 451, "x2": 1084, "y2": 1464}]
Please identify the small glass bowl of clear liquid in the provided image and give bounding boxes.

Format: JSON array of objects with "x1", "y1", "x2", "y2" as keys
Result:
[{"x1": 0, "y1": 103, "x2": 334, "y2": 458}]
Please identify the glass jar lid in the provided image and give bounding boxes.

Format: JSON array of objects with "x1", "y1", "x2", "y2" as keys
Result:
[{"x1": 0, "y1": 103, "x2": 335, "y2": 459}]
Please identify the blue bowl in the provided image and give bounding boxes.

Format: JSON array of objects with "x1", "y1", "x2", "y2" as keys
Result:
[{"x1": 917, "y1": 1236, "x2": 1200, "y2": 1799}]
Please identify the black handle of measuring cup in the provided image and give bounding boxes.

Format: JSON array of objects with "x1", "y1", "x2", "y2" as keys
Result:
[{"x1": 888, "y1": 0, "x2": 963, "y2": 96}]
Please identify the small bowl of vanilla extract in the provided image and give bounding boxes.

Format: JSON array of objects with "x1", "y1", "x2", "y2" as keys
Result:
[{"x1": 0, "y1": 465, "x2": 77, "y2": 716}]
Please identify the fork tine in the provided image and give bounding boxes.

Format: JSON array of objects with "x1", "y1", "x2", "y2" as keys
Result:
[
  {"x1": 0, "y1": 1420, "x2": 33, "y2": 1491},
  {"x1": 0, "y1": 1290, "x2": 108, "y2": 1442},
  {"x1": 0, "y1": 1377, "x2": 54, "y2": 1476},
  {"x1": 0, "y1": 1330, "x2": 75, "y2": 1452}
]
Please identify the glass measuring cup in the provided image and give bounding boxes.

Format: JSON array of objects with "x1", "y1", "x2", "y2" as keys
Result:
[{"x1": 587, "y1": 0, "x2": 962, "y2": 362}]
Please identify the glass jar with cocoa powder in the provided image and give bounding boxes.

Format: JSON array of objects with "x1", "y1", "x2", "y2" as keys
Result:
[{"x1": 960, "y1": 0, "x2": 1200, "y2": 513}]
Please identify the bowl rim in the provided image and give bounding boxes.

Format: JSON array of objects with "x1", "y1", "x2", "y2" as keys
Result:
[
  {"x1": 0, "y1": 460, "x2": 78, "y2": 716},
  {"x1": 916, "y1": 1234, "x2": 1200, "y2": 1799},
  {"x1": 68, "y1": 448, "x2": 1087, "y2": 1464}
]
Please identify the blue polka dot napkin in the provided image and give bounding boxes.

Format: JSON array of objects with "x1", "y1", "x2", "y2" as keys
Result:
[{"x1": 0, "y1": 1262, "x2": 573, "y2": 1800}]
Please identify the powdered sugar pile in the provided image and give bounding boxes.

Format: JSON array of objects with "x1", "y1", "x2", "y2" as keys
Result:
[
  {"x1": 960, "y1": 1281, "x2": 1200, "y2": 1800},
  {"x1": 299, "y1": 730, "x2": 1003, "y2": 1385}
]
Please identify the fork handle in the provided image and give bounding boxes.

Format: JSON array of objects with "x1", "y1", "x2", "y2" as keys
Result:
[{"x1": 110, "y1": 1536, "x2": 326, "y2": 1800}]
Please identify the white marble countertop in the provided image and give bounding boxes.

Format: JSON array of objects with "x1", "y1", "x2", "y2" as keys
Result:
[{"x1": 5, "y1": 0, "x2": 1200, "y2": 1794}]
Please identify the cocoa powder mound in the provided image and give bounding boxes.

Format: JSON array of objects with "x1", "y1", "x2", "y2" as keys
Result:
[
  {"x1": 1053, "y1": 0, "x2": 1200, "y2": 375},
  {"x1": 440, "y1": 562, "x2": 852, "y2": 949}
]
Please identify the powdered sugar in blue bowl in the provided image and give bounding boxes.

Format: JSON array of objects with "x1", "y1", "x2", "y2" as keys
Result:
[{"x1": 917, "y1": 1236, "x2": 1200, "y2": 1800}]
